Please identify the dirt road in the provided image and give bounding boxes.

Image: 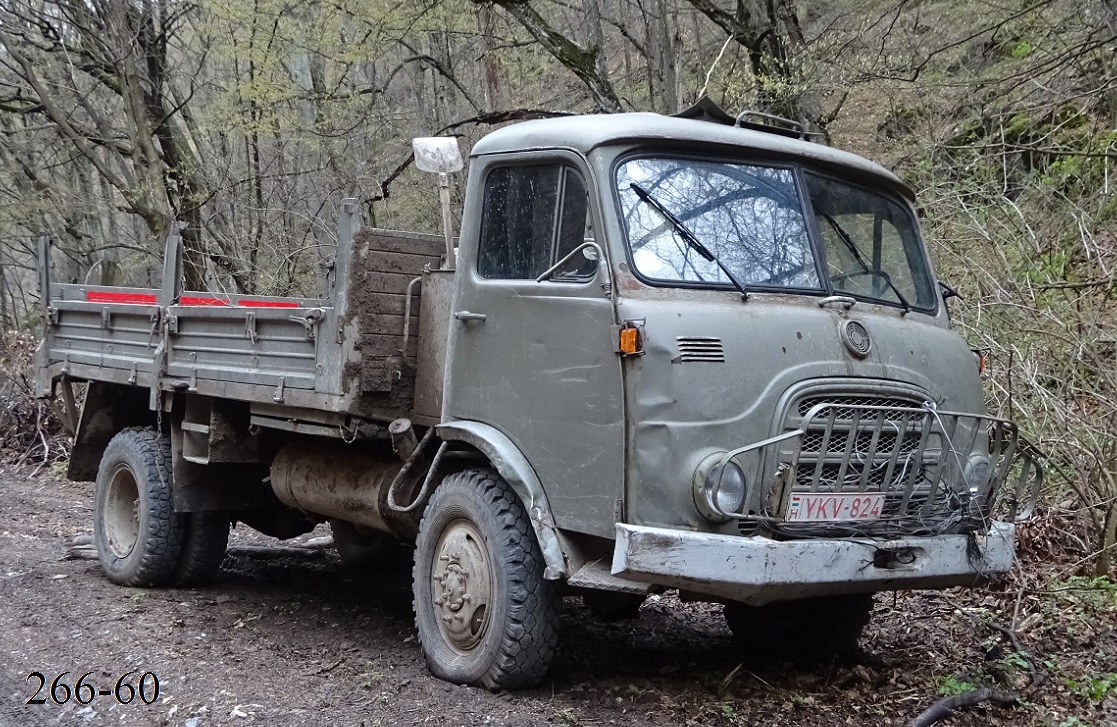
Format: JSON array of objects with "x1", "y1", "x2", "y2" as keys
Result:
[{"x1": 1, "y1": 466, "x2": 1112, "y2": 727}]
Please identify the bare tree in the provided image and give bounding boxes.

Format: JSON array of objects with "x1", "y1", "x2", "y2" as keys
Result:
[
  {"x1": 681, "y1": 0, "x2": 828, "y2": 135},
  {"x1": 476, "y1": 0, "x2": 623, "y2": 112},
  {"x1": 0, "y1": 0, "x2": 248, "y2": 290}
]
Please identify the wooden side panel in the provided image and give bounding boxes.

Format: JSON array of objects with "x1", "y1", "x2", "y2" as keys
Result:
[{"x1": 344, "y1": 229, "x2": 444, "y2": 414}]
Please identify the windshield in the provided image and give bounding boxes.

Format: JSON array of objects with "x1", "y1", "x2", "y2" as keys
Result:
[
  {"x1": 803, "y1": 172, "x2": 935, "y2": 309},
  {"x1": 615, "y1": 156, "x2": 936, "y2": 310}
]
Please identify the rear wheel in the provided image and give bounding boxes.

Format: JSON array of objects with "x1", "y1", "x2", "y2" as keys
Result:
[
  {"x1": 724, "y1": 593, "x2": 873, "y2": 661},
  {"x1": 413, "y1": 469, "x2": 559, "y2": 690},
  {"x1": 173, "y1": 512, "x2": 230, "y2": 586},
  {"x1": 94, "y1": 428, "x2": 184, "y2": 586},
  {"x1": 95, "y1": 427, "x2": 230, "y2": 587}
]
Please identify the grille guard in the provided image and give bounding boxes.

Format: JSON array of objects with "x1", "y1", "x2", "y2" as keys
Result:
[{"x1": 710, "y1": 402, "x2": 1043, "y2": 537}]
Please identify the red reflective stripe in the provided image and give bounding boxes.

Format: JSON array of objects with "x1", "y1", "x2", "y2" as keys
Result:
[
  {"x1": 179, "y1": 296, "x2": 228, "y2": 306},
  {"x1": 85, "y1": 291, "x2": 157, "y2": 305},
  {"x1": 237, "y1": 300, "x2": 299, "y2": 308},
  {"x1": 83, "y1": 291, "x2": 300, "y2": 308}
]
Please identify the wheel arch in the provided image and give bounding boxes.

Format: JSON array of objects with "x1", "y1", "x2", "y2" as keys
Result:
[
  {"x1": 436, "y1": 420, "x2": 569, "y2": 580},
  {"x1": 69, "y1": 382, "x2": 156, "y2": 481}
]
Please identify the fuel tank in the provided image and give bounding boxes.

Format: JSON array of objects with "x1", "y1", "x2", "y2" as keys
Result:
[{"x1": 270, "y1": 442, "x2": 401, "y2": 534}]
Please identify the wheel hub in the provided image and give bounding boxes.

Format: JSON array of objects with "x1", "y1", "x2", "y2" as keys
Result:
[
  {"x1": 104, "y1": 463, "x2": 140, "y2": 559},
  {"x1": 430, "y1": 519, "x2": 492, "y2": 653}
]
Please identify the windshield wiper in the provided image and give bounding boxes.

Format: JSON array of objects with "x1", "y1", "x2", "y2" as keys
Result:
[
  {"x1": 818, "y1": 210, "x2": 911, "y2": 315},
  {"x1": 870, "y1": 269, "x2": 911, "y2": 314},
  {"x1": 629, "y1": 183, "x2": 750, "y2": 300}
]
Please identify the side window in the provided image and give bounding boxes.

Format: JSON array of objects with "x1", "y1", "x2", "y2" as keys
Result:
[
  {"x1": 553, "y1": 171, "x2": 596, "y2": 279},
  {"x1": 477, "y1": 164, "x2": 594, "y2": 280}
]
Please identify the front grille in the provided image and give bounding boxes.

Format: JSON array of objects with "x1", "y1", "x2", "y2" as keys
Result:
[
  {"x1": 797, "y1": 394, "x2": 920, "y2": 417},
  {"x1": 764, "y1": 392, "x2": 980, "y2": 536},
  {"x1": 732, "y1": 387, "x2": 1035, "y2": 539}
]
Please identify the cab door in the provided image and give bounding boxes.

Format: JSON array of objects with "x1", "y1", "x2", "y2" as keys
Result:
[{"x1": 444, "y1": 153, "x2": 624, "y2": 538}]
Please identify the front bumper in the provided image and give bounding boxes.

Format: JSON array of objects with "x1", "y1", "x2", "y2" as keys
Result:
[{"x1": 611, "y1": 521, "x2": 1014, "y2": 605}]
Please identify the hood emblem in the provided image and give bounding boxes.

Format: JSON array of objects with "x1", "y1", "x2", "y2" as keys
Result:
[{"x1": 840, "y1": 320, "x2": 872, "y2": 358}]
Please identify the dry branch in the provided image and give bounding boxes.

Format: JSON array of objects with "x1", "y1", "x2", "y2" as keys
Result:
[
  {"x1": 909, "y1": 687, "x2": 1019, "y2": 727},
  {"x1": 67, "y1": 535, "x2": 336, "y2": 561}
]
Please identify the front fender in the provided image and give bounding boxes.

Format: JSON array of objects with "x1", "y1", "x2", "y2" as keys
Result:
[{"x1": 437, "y1": 420, "x2": 568, "y2": 580}]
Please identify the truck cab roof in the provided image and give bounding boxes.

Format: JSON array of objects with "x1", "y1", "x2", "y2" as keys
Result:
[{"x1": 470, "y1": 112, "x2": 913, "y2": 201}]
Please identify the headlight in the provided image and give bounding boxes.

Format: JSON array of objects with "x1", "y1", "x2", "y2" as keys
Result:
[{"x1": 692, "y1": 453, "x2": 747, "y2": 522}]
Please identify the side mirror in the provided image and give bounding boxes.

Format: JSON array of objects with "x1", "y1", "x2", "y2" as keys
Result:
[
  {"x1": 938, "y1": 280, "x2": 960, "y2": 321},
  {"x1": 536, "y1": 241, "x2": 604, "y2": 283},
  {"x1": 938, "y1": 280, "x2": 961, "y2": 301},
  {"x1": 412, "y1": 137, "x2": 463, "y2": 174},
  {"x1": 412, "y1": 137, "x2": 464, "y2": 269}
]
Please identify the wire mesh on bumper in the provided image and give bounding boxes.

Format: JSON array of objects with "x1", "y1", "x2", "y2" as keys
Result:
[{"x1": 719, "y1": 399, "x2": 1042, "y2": 538}]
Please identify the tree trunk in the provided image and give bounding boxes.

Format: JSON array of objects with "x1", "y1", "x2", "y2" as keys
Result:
[
  {"x1": 681, "y1": 0, "x2": 828, "y2": 139},
  {"x1": 645, "y1": 0, "x2": 678, "y2": 113},
  {"x1": 486, "y1": 0, "x2": 622, "y2": 112},
  {"x1": 477, "y1": 5, "x2": 504, "y2": 110}
]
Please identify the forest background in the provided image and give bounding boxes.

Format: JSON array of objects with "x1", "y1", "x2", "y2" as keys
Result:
[{"x1": 0, "y1": 0, "x2": 1115, "y2": 577}]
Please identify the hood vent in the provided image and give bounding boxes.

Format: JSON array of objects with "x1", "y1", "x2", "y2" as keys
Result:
[{"x1": 673, "y1": 336, "x2": 725, "y2": 363}]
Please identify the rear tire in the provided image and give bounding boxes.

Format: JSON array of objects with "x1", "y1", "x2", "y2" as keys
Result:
[
  {"x1": 413, "y1": 468, "x2": 559, "y2": 690},
  {"x1": 94, "y1": 428, "x2": 184, "y2": 586},
  {"x1": 173, "y1": 512, "x2": 230, "y2": 586},
  {"x1": 724, "y1": 593, "x2": 873, "y2": 661}
]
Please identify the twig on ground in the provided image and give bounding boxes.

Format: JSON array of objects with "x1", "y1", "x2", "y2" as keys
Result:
[
  {"x1": 989, "y1": 623, "x2": 1046, "y2": 688},
  {"x1": 304, "y1": 658, "x2": 344, "y2": 677},
  {"x1": 909, "y1": 598, "x2": 1046, "y2": 725},
  {"x1": 909, "y1": 687, "x2": 1019, "y2": 727},
  {"x1": 226, "y1": 544, "x2": 330, "y2": 559}
]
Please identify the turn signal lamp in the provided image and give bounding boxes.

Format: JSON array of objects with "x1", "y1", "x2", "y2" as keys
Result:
[
  {"x1": 619, "y1": 327, "x2": 640, "y2": 355},
  {"x1": 971, "y1": 349, "x2": 985, "y2": 375}
]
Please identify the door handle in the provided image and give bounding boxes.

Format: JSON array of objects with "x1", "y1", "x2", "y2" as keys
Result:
[{"x1": 454, "y1": 310, "x2": 487, "y2": 322}]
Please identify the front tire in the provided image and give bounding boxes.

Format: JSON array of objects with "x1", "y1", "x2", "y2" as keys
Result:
[
  {"x1": 413, "y1": 469, "x2": 559, "y2": 690},
  {"x1": 94, "y1": 428, "x2": 184, "y2": 586},
  {"x1": 724, "y1": 593, "x2": 873, "y2": 661}
]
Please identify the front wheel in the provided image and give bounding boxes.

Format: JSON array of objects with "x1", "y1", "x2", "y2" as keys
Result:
[
  {"x1": 724, "y1": 593, "x2": 873, "y2": 661},
  {"x1": 413, "y1": 469, "x2": 559, "y2": 690}
]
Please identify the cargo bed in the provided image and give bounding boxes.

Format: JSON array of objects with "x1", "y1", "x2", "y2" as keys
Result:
[{"x1": 36, "y1": 202, "x2": 449, "y2": 434}]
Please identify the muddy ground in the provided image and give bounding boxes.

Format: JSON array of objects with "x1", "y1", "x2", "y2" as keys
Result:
[{"x1": 1, "y1": 465, "x2": 1114, "y2": 727}]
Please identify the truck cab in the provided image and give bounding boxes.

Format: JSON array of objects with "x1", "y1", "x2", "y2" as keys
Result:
[{"x1": 426, "y1": 108, "x2": 1038, "y2": 676}]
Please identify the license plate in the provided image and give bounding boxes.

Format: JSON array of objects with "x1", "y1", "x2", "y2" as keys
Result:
[{"x1": 785, "y1": 493, "x2": 885, "y2": 522}]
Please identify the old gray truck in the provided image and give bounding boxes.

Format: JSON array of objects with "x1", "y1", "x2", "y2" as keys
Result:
[{"x1": 36, "y1": 101, "x2": 1041, "y2": 689}]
